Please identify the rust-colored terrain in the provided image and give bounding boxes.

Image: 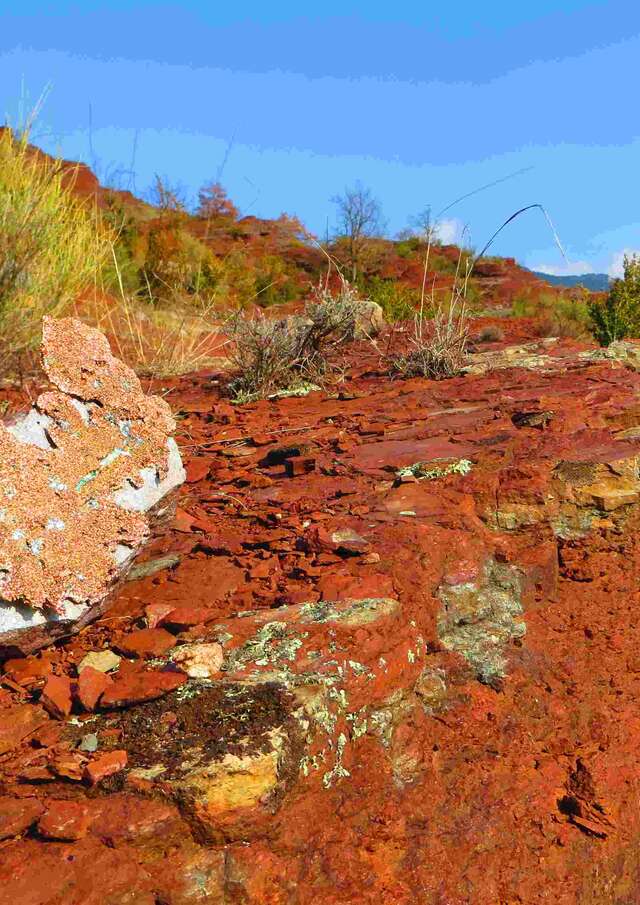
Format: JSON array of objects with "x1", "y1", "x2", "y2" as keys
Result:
[
  {"x1": 3, "y1": 319, "x2": 640, "y2": 903},
  {"x1": 0, "y1": 146, "x2": 630, "y2": 903}
]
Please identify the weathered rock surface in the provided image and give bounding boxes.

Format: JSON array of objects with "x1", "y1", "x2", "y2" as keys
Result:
[
  {"x1": 0, "y1": 317, "x2": 185, "y2": 656},
  {"x1": 4, "y1": 328, "x2": 640, "y2": 902}
]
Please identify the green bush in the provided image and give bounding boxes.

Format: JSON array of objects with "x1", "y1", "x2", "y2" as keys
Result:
[
  {"x1": 366, "y1": 277, "x2": 417, "y2": 321},
  {"x1": 254, "y1": 254, "x2": 297, "y2": 307},
  {"x1": 589, "y1": 255, "x2": 640, "y2": 346}
]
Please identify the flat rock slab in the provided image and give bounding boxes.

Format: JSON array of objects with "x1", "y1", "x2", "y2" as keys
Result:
[{"x1": 0, "y1": 317, "x2": 185, "y2": 657}]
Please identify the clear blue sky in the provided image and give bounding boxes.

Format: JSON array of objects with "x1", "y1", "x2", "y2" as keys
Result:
[{"x1": 2, "y1": 1, "x2": 640, "y2": 275}]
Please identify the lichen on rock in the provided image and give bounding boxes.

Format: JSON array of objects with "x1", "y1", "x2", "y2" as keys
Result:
[{"x1": 437, "y1": 557, "x2": 526, "y2": 686}]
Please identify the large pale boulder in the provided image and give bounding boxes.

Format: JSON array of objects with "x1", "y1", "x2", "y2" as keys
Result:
[{"x1": 0, "y1": 317, "x2": 185, "y2": 657}]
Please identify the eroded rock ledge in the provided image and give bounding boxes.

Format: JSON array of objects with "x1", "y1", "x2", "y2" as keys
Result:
[{"x1": 0, "y1": 317, "x2": 185, "y2": 656}]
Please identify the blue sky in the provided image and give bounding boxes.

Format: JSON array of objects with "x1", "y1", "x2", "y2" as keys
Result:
[{"x1": 2, "y1": 1, "x2": 640, "y2": 275}]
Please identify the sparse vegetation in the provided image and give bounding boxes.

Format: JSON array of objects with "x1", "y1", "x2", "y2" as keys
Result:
[
  {"x1": 0, "y1": 125, "x2": 112, "y2": 372},
  {"x1": 331, "y1": 182, "x2": 386, "y2": 281},
  {"x1": 226, "y1": 277, "x2": 362, "y2": 402},
  {"x1": 511, "y1": 290, "x2": 591, "y2": 340},
  {"x1": 391, "y1": 244, "x2": 471, "y2": 380},
  {"x1": 365, "y1": 277, "x2": 417, "y2": 322},
  {"x1": 588, "y1": 254, "x2": 640, "y2": 346}
]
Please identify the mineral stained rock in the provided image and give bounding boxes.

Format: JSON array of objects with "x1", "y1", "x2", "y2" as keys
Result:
[{"x1": 0, "y1": 317, "x2": 185, "y2": 655}]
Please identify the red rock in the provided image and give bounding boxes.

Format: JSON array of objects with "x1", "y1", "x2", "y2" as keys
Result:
[
  {"x1": 2, "y1": 657, "x2": 51, "y2": 687},
  {"x1": 51, "y1": 754, "x2": 86, "y2": 782},
  {"x1": 0, "y1": 835, "x2": 160, "y2": 902},
  {"x1": 145, "y1": 602, "x2": 176, "y2": 629},
  {"x1": 115, "y1": 627, "x2": 176, "y2": 659},
  {"x1": 161, "y1": 606, "x2": 218, "y2": 629},
  {"x1": 83, "y1": 750, "x2": 128, "y2": 786},
  {"x1": 38, "y1": 799, "x2": 93, "y2": 840},
  {"x1": 0, "y1": 704, "x2": 49, "y2": 755},
  {"x1": 39, "y1": 674, "x2": 73, "y2": 720},
  {"x1": 0, "y1": 797, "x2": 45, "y2": 840},
  {"x1": 75, "y1": 665, "x2": 112, "y2": 711},
  {"x1": 18, "y1": 765, "x2": 54, "y2": 783},
  {"x1": 249, "y1": 559, "x2": 274, "y2": 579},
  {"x1": 285, "y1": 456, "x2": 316, "y2": 477},
  {"x1": 185, "y1": 457, "x2": 212, "y2": 483},
  {"x1": 31, "y1": 722, "x2": 64, "y2": 748},
  {"x1": 89, "y1": 794, "x2": 182, "y2": 844},
  {"x1": 100, "y1": 668, "x2": 186, "y2": 708},
  {"x1": 174, "y1": 508, "x2": 196, "y2": 532}
]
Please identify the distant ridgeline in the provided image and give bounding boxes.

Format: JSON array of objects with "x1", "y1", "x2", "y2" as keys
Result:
[{"x1": 530, "y1": 270, "x2": 611, "y2": 291}]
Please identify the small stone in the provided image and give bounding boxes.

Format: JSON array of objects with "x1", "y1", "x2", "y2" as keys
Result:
[
  {"x1": 115, "y1": 628, "x2": 176, "y2": 660},
  {"x1": 127, "y1": 553, "x2": 181, "y2": 582},
  {"x1": 40, "y1": 674, "x2": 73, "y2": 720},
  {"x1": 38, "y1": 799, "x2": 93, "y2": 840},
  {"x1": 83, "y1": 749, "x2": 128, "y2": 786},
  {"x1": 76, "y1": 665, "x2": 112, "y2": 711},
  {"x1": 171, "y1": 642, "x2": 224, "y2": 678},
  {"x1": 161, "y1": 606, "x2": 218, "y2": 630},
  {"x1": 185, "y1": 458, "x2": 212, "y2": 483},
  {"x1": 78, "y1": 649, "x2": 121, "y2": 674},
  {"x1": 0, "y1": 797, "x2": 45, "y2": 840},
  {"x1": 285, "y1": 456, "x2": 316, "y2": 477},
  {"x1": 100, "y1": 667, "x2": 186, "y2": 709},
  {"x1": 79, "y1": 733, "x2": 99, "y2": 753},
  {"x1": 2, "y1": 657, "x2": 51, "y2": 687},
  {"x1": 145, "y1": 602, "x2": 177, "y2": 629}
]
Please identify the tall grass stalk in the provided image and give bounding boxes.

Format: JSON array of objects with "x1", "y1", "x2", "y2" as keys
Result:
[{"x1": 0, "y1": 123, "x2": 112, "y2": 374}]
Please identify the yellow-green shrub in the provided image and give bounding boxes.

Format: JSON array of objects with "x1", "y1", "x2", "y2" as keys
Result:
[{"x1": 0, "y1": 127, "x2": 111, "y2": 364}]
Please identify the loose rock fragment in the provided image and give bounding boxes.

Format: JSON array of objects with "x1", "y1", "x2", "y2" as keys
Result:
[
  {"x1": 170, "y1": 642, "x2": 224, "y2": 678},
  {"x1": 40, "y1": 675, "x2": 73, "y2": 720},
  {"x1": 76, "y1": 666, "x2": 112, "y2": 711},
  {"x1": 83, "y1": 750, "x2": 128, "y2": 786},
  {"x1": 77, "y1": 649, "x2": 121, "y2": 674},
  {"x1": 0, "y1": 317, "x2": 185, "y2": 656},
  {"x1": 38, "y1": 800, "x2": 93, "y2": 840}
]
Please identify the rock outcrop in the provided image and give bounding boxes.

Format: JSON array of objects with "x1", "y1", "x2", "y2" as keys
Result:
[
  {"x1": 0, "y1": 317, "x2": 185, "y2": 656},
  {"x1": 4, "y1": 327, "x2": 640, "y2": 903}
]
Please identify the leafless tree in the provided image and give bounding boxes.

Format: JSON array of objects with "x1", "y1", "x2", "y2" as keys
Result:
[
  {"x1": 408, "y1": 205, "x2": 435, "y2": 243},
  {"x1": 147, "y1": 174, "x2": 188, "y2": 215},
  {"x1": 331, "y1": 182, "x2": 385, "y2": 281}
]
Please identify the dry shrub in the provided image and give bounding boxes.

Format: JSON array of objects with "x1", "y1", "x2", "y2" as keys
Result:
[
  {"x1": 0, "y1": 124, "x2": 112, "y2": 374},
  {"x1": 391, "y1": 243, "x2": 470, "y2": 380},
  {"x1": 227, "y1": 276, "x2": 361, "y2": 402}
]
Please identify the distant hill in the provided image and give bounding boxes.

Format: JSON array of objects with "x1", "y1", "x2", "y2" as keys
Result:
[{"x1": 530, "y1": 270, "x2": 610, "y2": 291}]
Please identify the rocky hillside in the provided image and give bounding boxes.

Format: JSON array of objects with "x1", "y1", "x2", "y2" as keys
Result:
[{"x1": 3, "y1": 317, "x2": 640, "y2": 901}]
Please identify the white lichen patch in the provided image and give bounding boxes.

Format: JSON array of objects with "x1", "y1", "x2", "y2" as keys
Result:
[{"x1": 437, "y1": 557, "x2": 525, "y2": 685}]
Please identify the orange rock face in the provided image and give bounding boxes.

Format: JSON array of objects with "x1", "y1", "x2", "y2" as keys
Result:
[{"x1": 4, "y1": 329, "x2": 640, "y2": 901}]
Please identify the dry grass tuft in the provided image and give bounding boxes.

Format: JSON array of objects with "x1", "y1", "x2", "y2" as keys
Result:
[
  {"x1": 391, "y1": 238, "x2": 470, "y2": 380},
  {"x1": 226, "y1": 276, "x2": 361, "y2": 402}
]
